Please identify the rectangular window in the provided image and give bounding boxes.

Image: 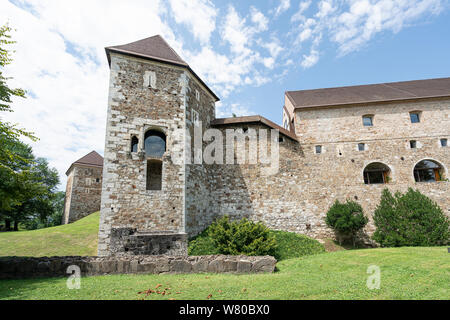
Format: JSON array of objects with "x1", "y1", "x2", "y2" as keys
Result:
[
  {"x1": 362, "y1": 116, "x2": 373, "y2": 127},
  {"x1": 146, "y1": 160, "x2": 162, "y2": 191},
  {"x1": 192, "y1": 109, "x2": 200, "y2": 127},
  {"x1": 441, "y1": 138, "x2": 448, "y2": 147},
  {"x1": 410, "y1": 112, "x2": 420, "y2": 123},
  {"x1": 195, "y1": 90, "x2": 200, "y2": 101},
  {"x1": 410, "y1": 140, "x2": 417, "y2": 149},
  {"x1": 358, "y1": 143, "x2": 365, "y2": 151},
  {"x1": 315, "y1": 145, "x2": 322, "y2": 154}
]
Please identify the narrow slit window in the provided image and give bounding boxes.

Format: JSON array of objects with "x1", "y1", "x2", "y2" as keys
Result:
[
  {"x1": 410, "y1": 140, "x2": 417, "y2": 149},
  {"x1": 146, "y1": 160, "x2": 162, "y2": 190},
  {"x1": 131, "y1": 136, "x2": 139, "y2": 153},
  {"x1": 441, "y1": 138, "x2": 448, "y2": 147},
  {"x1": 315, "y1": 145, "x2": 322, "y2": 154}
]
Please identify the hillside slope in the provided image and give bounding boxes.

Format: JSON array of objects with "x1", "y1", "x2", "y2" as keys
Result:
[{"x1": 0, "y1": 212, "x2": 99, "y2": 257}]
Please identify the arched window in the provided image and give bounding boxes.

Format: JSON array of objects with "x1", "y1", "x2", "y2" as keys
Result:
[
  {"x1": 144, "y1": 130, "x2": 166, "y2": 158},
  {"x1": 414, "y1": 160, "x2": 444, "y2": 183},
  {"x1": 131, "y1": 136, "x2": 139, "y2": 153},
  {"x1": 364, "y1": 162, "x2": 391, "y2": 184}
]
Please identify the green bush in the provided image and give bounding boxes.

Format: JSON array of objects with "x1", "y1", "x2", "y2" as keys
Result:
[
  {"x1": 206, "y1": 216, "x2": 277, "y2": 256},
  {"x1": 325, "y1": 200, "x2": 368, "y2": 245},
  {"x1": 188, "y1": 220, "x2": 325, "y2": 260},
  {"x1": 373, "y1": 188, "x2": 450, "y2": 247}
]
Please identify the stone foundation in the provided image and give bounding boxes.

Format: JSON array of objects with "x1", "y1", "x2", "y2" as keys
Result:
[
  {"x1": 0, "y1": 255, "x2": 277, "y2": 279},
  {"x1": 108, "y1": 228, "x2": 188, "y2": 256}
]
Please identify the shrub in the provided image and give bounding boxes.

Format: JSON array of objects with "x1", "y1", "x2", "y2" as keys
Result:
[
  {"x1": 188, "y1": 224, "x2": 325, "y2": 260},
  {"x1": 205, "y1": 216, "x2": 277, "y2": 256},
  {"x1": 373, "y1": 188, "x2": 450, "y2": 247},
  {"x1": 325, "y1": 200, "x2": 368, "y2": 245}
]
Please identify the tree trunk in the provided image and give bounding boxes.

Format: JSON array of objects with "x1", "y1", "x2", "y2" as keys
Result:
[
  {"x1": 5, "y1": 220, "x2": 11, "y2": 231},
  {"x1": 14, "y1": 221, "x2": 19, "y2": 231}
]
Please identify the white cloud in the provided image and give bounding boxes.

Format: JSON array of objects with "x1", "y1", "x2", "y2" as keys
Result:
[
  {"x1": 301, "y1": 49, "x2": 319, "y2": 68},
  {"x1": 216, "y1": 102, "x2": 256, "y2": 118},
  {"x1": 290, "y1": 0, "x2": 444, "y2": 67},
  {"x1": 274, "y1": 0, "x2": 291, "y2": 17},
  {"x1": 168, "y1": 0, "x2": 217, "y2": 44},
  {"x1": 250, "y1": 7, "x2": 269, "y2": 32}
]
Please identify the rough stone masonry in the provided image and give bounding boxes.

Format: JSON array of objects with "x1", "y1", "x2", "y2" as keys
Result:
[{"x1": 65, "y1": 35, "x2": 448, "y2": 256}]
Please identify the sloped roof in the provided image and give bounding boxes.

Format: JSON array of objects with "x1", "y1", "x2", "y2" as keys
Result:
[
  {"x1": 286, "y1": 77, "x2": 450, "y2": 109},
  {"x1": 106, "y1": 35, "x2": 188, "y2": 67},
  {"x1": 105, "y1": 35, "x2": 220, "y2": 101},
  {"x1": 66, "y1": 151, "x2": 103, "y2": 175},
  {"x1": 211, "y1": 115, "x2": 298, "y2": 142}
]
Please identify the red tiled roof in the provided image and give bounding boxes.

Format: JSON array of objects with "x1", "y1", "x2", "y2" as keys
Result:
[
  {"x1": 211, "y1": 115, "x2": 298, "y2": 142},
  {"x1": 286, "y1": 77, "x2": 450, "y2": 109},
  {"x1": 105, "y1": 35, "x2": 220, "y2": 102}
]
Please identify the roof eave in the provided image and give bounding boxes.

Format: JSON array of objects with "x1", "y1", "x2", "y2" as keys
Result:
[{"x1": 292, "y1": 94, "x2": 450, "y2": 110}]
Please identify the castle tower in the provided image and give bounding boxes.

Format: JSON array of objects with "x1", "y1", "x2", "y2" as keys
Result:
[
  {"x1": 98, "y1": 35, "x2": 220, "y2": 256},
  {"x1": 62, "y1": 151, "x2": 103, "y2": 224}
]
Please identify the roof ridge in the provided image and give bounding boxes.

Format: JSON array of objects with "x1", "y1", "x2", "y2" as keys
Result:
[{"x1": 286, "y1": 77, "x2": 450, "y2": 94}]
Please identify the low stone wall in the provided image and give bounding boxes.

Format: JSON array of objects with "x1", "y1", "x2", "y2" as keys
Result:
[{"x1": 0, "y1": 255, "x2": 277, "y2": 280}]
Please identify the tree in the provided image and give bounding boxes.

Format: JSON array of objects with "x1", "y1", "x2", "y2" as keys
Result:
[
  {"x1": 325, "y1": 200, "x2": 368, "y2": 246},
  {"x1": 0, "y1": 23, "x2": 37, "y2": 172},
  {"x1": 373, "y1": 188, "x2": 450, "y2": 247}
]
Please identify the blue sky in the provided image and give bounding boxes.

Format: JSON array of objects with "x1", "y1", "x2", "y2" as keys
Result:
[{"x1": 1, "y1": 0, "x2": 450, "y2": 189}]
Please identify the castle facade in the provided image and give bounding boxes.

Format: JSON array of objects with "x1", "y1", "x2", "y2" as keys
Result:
[{"x1": 91, "y1": 35, "x2": 449, "y2": 256}]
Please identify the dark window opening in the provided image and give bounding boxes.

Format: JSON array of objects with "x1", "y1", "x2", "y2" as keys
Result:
[
  {"x1": 363, "y1": 115, "x2": 373, "y2": 127},
  {"x1": 414, "y1": 160, "x2": 443, "y2": 183},
  {"x1": 358, "y1": 143, "x2": 365, "y2": 151},
  {"x1": 441, "y1": 139, "x2": 448, "y2": 147},
  {"x1": 279, "y1": 137, "x2": 284, "y2": 143},
  {"x1": 315, "y1": 145, "x2": 322, "y2": 154},
  {"x1": 146, "y1": 160, "x2": 162, "y2": 190},
  {"x1": 131, "y1": 136, "x2": 139, "y2": 153},
  {"x1": 410, "y1": 112, "x2": 421, "y2": 123},
  {"x1": 410, "y1": 140, "x2": 417, "y2": 149},
  {"x1": 96, "y1": 178, "x2": 100, "y2": 183},
  {"x1": 144, "y1": 130, "x2": 166, "y2": 158},
  {"x1": 364, "y1": 162, "x2": 390, "y2": 185}
]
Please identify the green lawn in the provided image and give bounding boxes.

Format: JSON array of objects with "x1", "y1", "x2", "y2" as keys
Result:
[
  {"x1": 0, "y1": 212, "x2": 99, "y2": 257},
  {"x1": 0, "y1": 247, "x2": 448, "y2": 300}
]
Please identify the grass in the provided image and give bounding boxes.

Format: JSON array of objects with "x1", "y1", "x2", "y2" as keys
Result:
[
  {"x1": 188, "y1": 228, "x2": 325, "y2": 261},
  {"x1": 0, "y1": 212, "x2": 99, "y2": 257},
  {"x1": 0, "y1": 247, "x2": 448, "y2": 300}
]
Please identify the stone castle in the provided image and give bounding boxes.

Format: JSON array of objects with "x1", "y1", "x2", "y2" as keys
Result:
[{"x1": 63, "y1": 35, "x2": 450, "y2": 257}]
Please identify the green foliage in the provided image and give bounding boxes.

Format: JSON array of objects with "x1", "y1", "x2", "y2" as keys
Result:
[
  {"x1": 325, "y1": 200, "x2": 368, "y2": 245},
  {"x1": 188, "y1": 221, "x2": 325, "y2": 260},
  {"x1": 0, "y1": 140, "x2": 61, "y2": 231},
  {"x1": 270, "y1": 230, "x2": 325, "y2": 260},
  {"x1": 0, "y1": 23, "x2": 37, "y2": 173},
  {"x1": 203, "y1": 216, "x2": 277, "y2": 256},
  {"x1": 373, "y1": 188, "x2": 450, "y2": 247}
]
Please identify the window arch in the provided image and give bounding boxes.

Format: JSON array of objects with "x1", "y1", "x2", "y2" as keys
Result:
[
  {"x1": 131, "y1": 136, "x2": 139, "y2": 153},
  {"x1": 364, "y1": 162, "x2": 391, "y2": 185},
  {"x1": 414, "y1": 159, "x2": 444, "y2": 183},
  {"x1": 144, "y1": 130, "x2": 166, "y2": 158}
]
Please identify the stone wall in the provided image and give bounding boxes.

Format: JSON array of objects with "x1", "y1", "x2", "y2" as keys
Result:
[
  {"x1": 0, "y1": 255, "x2": 277, "y2": 279},
  {"x1": 62, "y1": 165, "x2": 103, "y2": 224},
  {"x1": 197, "y1": 99, "x2": 450, "y2": 242}
]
